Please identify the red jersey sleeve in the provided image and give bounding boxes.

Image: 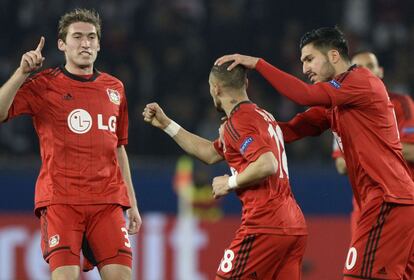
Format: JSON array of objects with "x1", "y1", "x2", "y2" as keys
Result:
[
  {"x1": 227, "y1": 115, "x2": 273, "y2": 163},
  {"x1": 391, "y1": 94, "x2": 414, "y2": 144},
  {"x1": 255, "y1": 59, "x2": 378, "y2": 108},
  {"x1": 6, "y1": 72, "x2": 48, "y2": 121},
  {"x1": 116, "y1": 84, "x2": 129, "y2": 146},
  {"x1": 278, "y1": 106, "x2": 330, "y2": 143}
]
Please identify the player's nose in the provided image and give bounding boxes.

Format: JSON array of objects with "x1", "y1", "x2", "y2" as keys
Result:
[{"x1": 302, "y1": 63, "x2": 310, "y2": 75}]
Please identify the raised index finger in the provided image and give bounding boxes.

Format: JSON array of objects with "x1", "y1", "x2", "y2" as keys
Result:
[{"x1": 35, "y1": 36, "x2": 45, "y2": 52}]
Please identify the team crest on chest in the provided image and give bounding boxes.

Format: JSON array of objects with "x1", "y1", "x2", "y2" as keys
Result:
[{"x1": 106, "y1": 88, "x2": 121, "y2": 105}]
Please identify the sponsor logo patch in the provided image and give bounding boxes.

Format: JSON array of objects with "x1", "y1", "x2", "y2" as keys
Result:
[
  {"x1": 329, "y1": 79, "x2": 341, "y2": 89},
  {"x1": 107, "y1": 88, "x2": 121, "y2": 105},
  {"x1": 49, "y1": 234, "x2": 60, "y2": 248},
  {"x1": 240, "y1": 137, "x2": 253, "y2": 155}
]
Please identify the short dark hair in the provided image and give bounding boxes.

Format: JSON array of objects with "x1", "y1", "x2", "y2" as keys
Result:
[
  {"x1": 210, "y1": 62, "x2": 247, "y2": 89},
  {"x1": 299, "y1": 26, "x2": 350, "y2": 61},
  {"x1": 58, "y1": 8, "x2": 102, "y2": 42}
]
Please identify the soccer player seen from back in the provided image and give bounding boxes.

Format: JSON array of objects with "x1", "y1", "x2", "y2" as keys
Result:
[
  {"x1": 0, "y1": 9, "x2": 141, "y2": 280},
  {"x1": 143, "y1": 62, "x2": 307, "y2": 280},
  {"x1": 216, "y1": 26, "x2": 414, "y2": 279}
]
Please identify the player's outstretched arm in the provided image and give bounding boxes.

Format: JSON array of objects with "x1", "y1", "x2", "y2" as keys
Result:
[
  {"x1": 142, "y1": 103, "x2": 223, "y2": 164},
  {"x1": 216, "y1": 54, "x2": 332, "y2": 106},
  {"x1": 211, "y1": 151, "x2": 277, "y2": 199},
  {"x1": 0, "y1": 37, "x2": 45, "y2": 122}
]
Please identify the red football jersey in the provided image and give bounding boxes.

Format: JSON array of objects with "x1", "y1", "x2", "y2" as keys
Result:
[
  {"x1": 390, "y1": 92, "x2": 414, "y2": 177},
  {"x1": 331, "y1": 92, "x2": 414, "y2": 178},
  {"x1": 213, "y1": 101, "x2": 307, "y2": 235},
  {"x1": 256, "y1": 60, "x2": 414, "y2": 206},
  {"x1": 5, "y1": 67, "x2": 131, "y2": 214}
]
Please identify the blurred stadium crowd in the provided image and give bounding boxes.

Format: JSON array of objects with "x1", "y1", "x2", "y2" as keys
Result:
[{"x1": 0, "y1": 0, "x2": 413, "y2": 163}]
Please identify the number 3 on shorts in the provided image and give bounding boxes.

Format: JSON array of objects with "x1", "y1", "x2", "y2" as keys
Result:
[
  {"x1": 121, "y1": 227, "x2": 131, "y2": 248},
  {"x1": 218, "y1": 249, "x2": 235, "y2": 273}
]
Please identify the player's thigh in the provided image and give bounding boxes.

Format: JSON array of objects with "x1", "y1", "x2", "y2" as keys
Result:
[
  {"x1": 100, "y1": 264, "x2": 131, "y2": 280},
  {"x1": 216, "y1": 233, "x2": 305, "y2": 279},
  {"x1": 275, "y1": 235, "x2": 307, "y2": 280},
  {"x1": 84, "y1": 205, "x2": 132, "y2": 269},
  {"x1": 51, "y1": 265, "x2": 80, "y2": 280},
  {"x1": 343, "y1": 202, "x2": 414, "y2": 280},
  {"x1": 39, "y1": 205, "x2": 85, "y2": 272}
]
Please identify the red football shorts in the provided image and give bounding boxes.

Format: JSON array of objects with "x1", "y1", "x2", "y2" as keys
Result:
[
  {"x1": 39, "y1": 204, "x2": 132, "y2": 272},
  {"x1": 343, "y1": 197, "x2": 414, "y2": 279},
  {"x1": 215, "y1": 232, "x2": 307, "y2": 280}
]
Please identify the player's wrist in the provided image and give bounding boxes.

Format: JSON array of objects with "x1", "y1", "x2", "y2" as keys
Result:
[
  {"x1": 228, "y1": 175, "x2": 238, "y2": 190},
  {"x1": 163, "y1": 120, "x2": 181, "y2": 137}
]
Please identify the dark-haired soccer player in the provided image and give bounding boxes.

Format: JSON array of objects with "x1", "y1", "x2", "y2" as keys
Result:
[
  {"x1": 332, "y1": 51, "x2": 414, "y2": 235},
  {"x1": 0, "y1": 9, "x2": 140, "y2": 280},
  {"x1": 143, "y1": 62, "x2": 307, "y2": 280},
  {"x1": 216, "y1": 27, "x2": 414, "y2": 279}
]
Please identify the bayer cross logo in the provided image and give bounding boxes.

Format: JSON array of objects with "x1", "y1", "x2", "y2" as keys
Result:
[{"x1": 67, "y1": 109, "x2": 92, "y2": 134}]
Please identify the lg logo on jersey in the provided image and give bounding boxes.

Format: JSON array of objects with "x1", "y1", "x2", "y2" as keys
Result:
[{"x1": 67, "y1": 109, "x2": 116, "y2": 134}]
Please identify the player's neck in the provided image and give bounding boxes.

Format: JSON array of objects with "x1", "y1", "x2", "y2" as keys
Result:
[
  {"x1": 334, "y1": 60, "x2": 352, "y2": 77},
  {"x1": 64, "y1": 62, "x2": 94, "y2": 76},
  {"x1": 222, "y1": 92, "x2": 249, "y2": 116}
]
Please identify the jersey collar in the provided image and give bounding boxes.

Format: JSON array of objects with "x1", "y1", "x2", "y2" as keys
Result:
[
  {"x1": 60, "y1": 65, "x2": 100, "y2": 82},
  {"x1": 229, "y1": 100, "x2": 252, "y2": 116}
]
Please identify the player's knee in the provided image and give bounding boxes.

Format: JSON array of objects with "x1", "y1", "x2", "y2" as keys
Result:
[
  {"x1": 51, "y1": 265, "x2": 80, "y2": 280},
  {"x1": 100, "y1": 264, "x2": 132, "y2": 280}
]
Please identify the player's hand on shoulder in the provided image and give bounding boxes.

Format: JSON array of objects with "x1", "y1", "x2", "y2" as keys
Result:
[
  {"x1": 212, "y1": 174, "x2": 231, "y2": 199},
  {"x1": 214, "y1": 53, "x2": 259, "y2": 71},
  {"x1": 19, "y1": 36, "x2": 45, "y2": 74},
  {"x1": 126, "y1": 206, "x2": 142, "y2": 235},
  {"x1": 142, "y1": 102, "x2": 171, "y2": 129}
]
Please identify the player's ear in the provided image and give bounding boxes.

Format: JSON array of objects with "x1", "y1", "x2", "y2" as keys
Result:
[
  {"x1": 97, "y1": 41, "x2": 100, "y2": 52},
  {"x1": 213, "y1": 83, "x2": 220, "y2": 97},
  {"x1": 57, "y1": 39, "x2": 65, "y2": 52},
  {"x1": 328, "y1": 49, "x2": 341, "y2": 64},
  {"x1": 245, "y1": 78, "x2": 249, "y2": 89}
]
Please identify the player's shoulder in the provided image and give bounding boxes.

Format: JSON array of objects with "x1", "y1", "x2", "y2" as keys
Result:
[
  {"x1": 97, "y1": 70, "x2": 125, "y2": 88},
  {"x1": 26, "y1": 66, "x2": 62, "y2": 82},
  {"x1": 340, "y1": 65, "x2": 372, "y2": 84}
]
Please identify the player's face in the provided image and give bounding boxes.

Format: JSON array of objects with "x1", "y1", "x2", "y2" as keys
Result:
[
  {"x1": 209, "y1": 76, "x2": 224, "y2": 113},
  {"x1": 58, "y1": 22, "x2": 100, "y2": 69},
  {"x1": 351, "y1": 53, "x2": 384, "y2": 79},
  {"x1": 301, "y1": 43, "x2": 335, "y2": 83}
]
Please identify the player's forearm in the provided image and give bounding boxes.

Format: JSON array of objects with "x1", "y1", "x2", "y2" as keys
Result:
[
  {"x1": 172, "y1": 128, "x2": 223, "y2": 165},
  {"x1": 255, "y1": 59, "x2": 331, "y2": 106},
  {"x1": 402, "y1": 143, "x2": 414, "y2": 163},
  {"x1": 234, "y1": 152, "x2": 277, "y2": 189},
  {"x1": 117, "y1": 146, "x2": 138, "y2": 208},
  {"x1": 0, "y1": 67, "x2": 29, "y2": 121}
]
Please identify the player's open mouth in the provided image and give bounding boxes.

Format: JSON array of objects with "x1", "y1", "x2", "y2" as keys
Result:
[{"x1": 79, "y1": 51, "x2": 92, "y2": 56}]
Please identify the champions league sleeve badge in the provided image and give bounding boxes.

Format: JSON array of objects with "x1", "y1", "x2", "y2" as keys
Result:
[{"x1": 107, "y1": 88, "x2": 121, "y2": 105}]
